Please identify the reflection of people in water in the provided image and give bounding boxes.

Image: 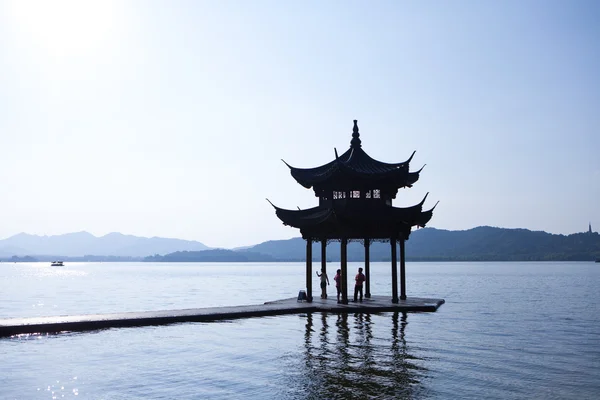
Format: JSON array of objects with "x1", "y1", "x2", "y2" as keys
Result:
[
  {"x1": 353, "y1": 267, "x2": 366, "y2": 302},
  {"x1": 294, "y1": 312, "x2": 421, "y2": 399},
  {"x1": 316, "y1": 267, "x2": 330, "y2": 299}
]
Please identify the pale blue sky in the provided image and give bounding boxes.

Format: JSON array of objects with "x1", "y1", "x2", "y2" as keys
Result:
[{"x1": 0, "y1": 0, "x2": 598, "y2": 248}]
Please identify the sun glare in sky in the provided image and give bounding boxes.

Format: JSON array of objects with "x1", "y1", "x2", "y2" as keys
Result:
[
  {"x1": 0, "y1": 2, "x2": 598, "y2": 247},
  {"x1": 5, "y1": 0, "x2": 120, "y2": 59}
]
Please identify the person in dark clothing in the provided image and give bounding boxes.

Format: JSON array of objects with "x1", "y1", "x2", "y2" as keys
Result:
[{"x1": 354, "y1": 267, "x2": 366, "y2": 302}]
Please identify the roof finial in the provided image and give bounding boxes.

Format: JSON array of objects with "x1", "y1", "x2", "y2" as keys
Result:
[{"x1": 350, "y1": 119, "x2": 362, "y2": 148}]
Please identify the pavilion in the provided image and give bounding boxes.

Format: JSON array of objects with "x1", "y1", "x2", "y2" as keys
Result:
[{"x1": 270, "y1": 120, "x2": 437, "y2": 304}]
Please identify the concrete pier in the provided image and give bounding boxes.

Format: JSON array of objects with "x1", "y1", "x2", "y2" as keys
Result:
[{"x1": 0, "y1": 296, "x2": 444, "y2": 337}]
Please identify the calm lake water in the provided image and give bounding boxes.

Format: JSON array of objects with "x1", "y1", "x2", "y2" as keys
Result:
[{"x1": 1, "y1": 261, "x2": 599, "y2": 399}]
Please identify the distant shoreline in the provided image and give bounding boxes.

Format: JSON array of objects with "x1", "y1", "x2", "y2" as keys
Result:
[
  {"x1": 2, "y1": 226, "x2": 599, "y2": 263},
  {"x1": 2, "y1": 258, "x2": 598, "y2": 263}
]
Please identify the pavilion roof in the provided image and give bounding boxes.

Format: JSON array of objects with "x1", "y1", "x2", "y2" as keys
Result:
[
  {"x1": 283, "y1": 120, "x2": 422, "y2": 190},
  {"x1": 268, "y1": 194, "x2": 437, "y2": 240}
]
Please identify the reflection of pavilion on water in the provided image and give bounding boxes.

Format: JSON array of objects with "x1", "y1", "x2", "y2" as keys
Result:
[
  {"x1": 271, "y1": 120, "x2": 439, "y2": 304},
  {"x1": 285, "y1": 312, "x2": 425, "y2": 399}
]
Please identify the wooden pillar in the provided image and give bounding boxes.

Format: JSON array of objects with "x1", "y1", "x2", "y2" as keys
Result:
[
  {"x1": 321, "y1": 239, "x2": 327, "y2": 299},
  {"x1": 341, "y1": 238, "x2": 348, "y2": 304},
  {"x1": 400, "y1": 239, "x2": 406, "y2": 300},
  {"x1": 364, "y1": 239, "x2": 371, "y2": 298},
  {"x1": 306, "y1": 238, "x2": 313, "y2": 302},
  {"x1": 321, "y1": 239, "x2": 327, "y2": 274},
  {"x1": 391, "y1": 237, "x2": 399, "y2": 303}
]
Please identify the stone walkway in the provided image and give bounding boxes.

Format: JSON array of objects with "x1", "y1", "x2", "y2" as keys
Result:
[{"x1": 0, "y1": 295, "x2": 444, "y2": 337}]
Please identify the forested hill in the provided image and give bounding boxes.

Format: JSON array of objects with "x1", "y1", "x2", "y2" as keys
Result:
[
  {"x1": 402, "y1": 226, "x2": 600, "y2": 261},
  {"x1": 148, "y1": 226, "x2": 600, "y2": 262}
]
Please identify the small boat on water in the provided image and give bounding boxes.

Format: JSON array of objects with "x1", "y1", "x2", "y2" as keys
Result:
[{"x1": 51, "y1": 261, "x2": 64, "y2": 267}]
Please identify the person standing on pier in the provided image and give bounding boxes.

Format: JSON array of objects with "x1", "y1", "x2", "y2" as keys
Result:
[
  {"x1": 354, "y1": 267, "x2": 366, "y2": 302},
  {"x1": 316, "y1": 267, "x2": 330, "y2": 299},
  {"x1": 334, "y1": 269, "x2": 342, "y2": 303}
]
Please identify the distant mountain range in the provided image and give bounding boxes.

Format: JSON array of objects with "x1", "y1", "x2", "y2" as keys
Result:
[
  {"x1": 148, "y1": 226, "x2": 600, "y2": 262},
  {"x1": 2, "y1": 227, "x2": 599, "y2": 262},
  {"x1": 0, "y1": 231, "x2": 209, "y2": 259}
]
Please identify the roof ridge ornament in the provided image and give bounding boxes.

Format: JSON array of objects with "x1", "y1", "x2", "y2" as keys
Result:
[
  {"x1": 350, "y1": 119, "x2": 362, "y2": 148},
  {"x1": 265, "y1": 198, "x2": 277, "y2": 209}
]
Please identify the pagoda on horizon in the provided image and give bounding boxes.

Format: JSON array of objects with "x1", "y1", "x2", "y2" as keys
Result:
[{"x1": 270, "y1": 120, "x2": 437, "y2": 304}]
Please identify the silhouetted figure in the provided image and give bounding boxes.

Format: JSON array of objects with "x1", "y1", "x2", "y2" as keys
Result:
[
  {"x1": 333, "y1": 269, "x2": 342, "y2": 303},
  {"x1": 316, "y1": 267, "x2": 329, "y2": 299},
  {"x1": 354, "y1": 267, "x2": 366, "y2": 302}
]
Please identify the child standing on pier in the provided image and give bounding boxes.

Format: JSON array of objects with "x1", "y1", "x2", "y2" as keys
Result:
[
  {"x1": 316, "y1": 267, "x2": 330, "y2": 299},
  {"x1": 334, "y1": 269, "x2": 342, "y2": 303}
]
